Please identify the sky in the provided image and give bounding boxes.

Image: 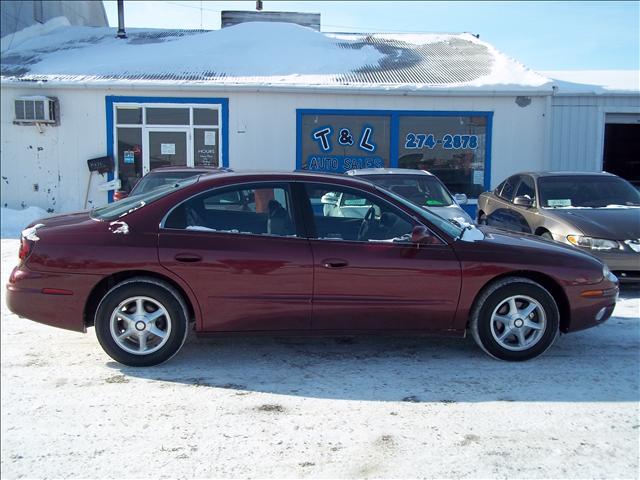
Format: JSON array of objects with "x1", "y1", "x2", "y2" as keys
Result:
[{"x1": 102, "y1": 1, "x2": 640, "y2": 71}]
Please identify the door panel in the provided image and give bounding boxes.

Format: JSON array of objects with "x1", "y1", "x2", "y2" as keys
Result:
[
  {"x1": 301, "y1": 182, "x2": 461, "y2": 332},
  {"x1": 159, "y1": 232, "x2": 313, "y2": 331},
  {"x1": 310, "y1": 240, "x2": 462, "y2": 332}
]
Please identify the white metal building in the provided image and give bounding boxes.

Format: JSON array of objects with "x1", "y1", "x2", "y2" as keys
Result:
[{"x1": 1, "y1": 15, "x2": 638, "y2": 215}]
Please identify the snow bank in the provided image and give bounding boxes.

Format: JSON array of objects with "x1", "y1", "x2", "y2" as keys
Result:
[
  {"x1": 0, "y1": 207, "x2": 49, "y2": 239},
  {"x1": 9, "y1": 21, "x2": 384, "y2": 78}
]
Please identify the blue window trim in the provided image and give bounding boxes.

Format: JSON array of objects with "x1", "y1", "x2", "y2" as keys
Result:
[
  {"x1": 105, "y1": 95, "x2": 229, "y2": 203},
  {"x1": 296, "y1": 108, "x2": 493, "y2": 194}
]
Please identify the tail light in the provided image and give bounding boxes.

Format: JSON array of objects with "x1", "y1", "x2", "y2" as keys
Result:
[
  {"x1": 18, "y1": 237, "x2": 33, "y2": 261},
  {"x1": 18, "y1": 223, "x2": 44, "y2": 262}
]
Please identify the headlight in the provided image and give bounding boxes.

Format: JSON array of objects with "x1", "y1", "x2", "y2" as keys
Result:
[{"x1": 566, "y1": 235, "x2": 621, "y2": 251}]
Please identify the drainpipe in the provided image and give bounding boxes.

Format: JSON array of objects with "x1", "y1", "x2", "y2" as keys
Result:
[{"x1": 116, "y1": 0, "x2": 127, "y2": 39}]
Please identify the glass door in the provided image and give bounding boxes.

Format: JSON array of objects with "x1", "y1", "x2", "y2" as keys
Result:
[{"x1": 144, "y1": 128, "x2": 191, "y2": 174}]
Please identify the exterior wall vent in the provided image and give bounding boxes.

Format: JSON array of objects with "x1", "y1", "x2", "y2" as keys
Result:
[{"x1": 14, "y1": 96, "x2": 59, "y2": 125}]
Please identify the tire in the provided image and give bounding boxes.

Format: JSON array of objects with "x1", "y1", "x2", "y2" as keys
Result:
[
  {"x1": 540, "y1": 231, "x2": 554, "y2": 240},
  {"x1": 94, "y1": 277, "x2": 189, "y2": 367},
  {"x1": 470, "y1": 277, "x2": 559, "y2": 361},
  {"x1": 477, "y1": 212, "x2": 487, "y2": 225}
]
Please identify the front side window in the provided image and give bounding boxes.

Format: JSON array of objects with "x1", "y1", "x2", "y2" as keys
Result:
[
  {"x1": 304, "y1": 183, "x2": 416, "y2": 243},
  {"x1": 164, "y1": 185, "x2": 297, "y2": 237},
  {"x1": 514, "y1": 175, "x2": 536, "y2": 204}
]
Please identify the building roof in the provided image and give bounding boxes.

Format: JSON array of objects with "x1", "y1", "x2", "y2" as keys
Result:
[
  {"x1": 541, "y1": 70, "x2": 640, "y2": 95},
  {"x1": 0, "y1": 18, "x2": 552, "y2": 93}
]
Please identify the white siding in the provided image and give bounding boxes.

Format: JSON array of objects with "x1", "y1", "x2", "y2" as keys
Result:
[
  {"x1": 549, "y1": 94, "x2": 640, "y2": 171},
  {"x1": 0, "y1": 85, "x2": 549, "y2": 212}
]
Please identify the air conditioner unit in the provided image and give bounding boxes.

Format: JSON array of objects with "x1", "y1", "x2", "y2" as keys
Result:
[{"x1": 14, "y1": 96, "x2": 58, "y2": 125}]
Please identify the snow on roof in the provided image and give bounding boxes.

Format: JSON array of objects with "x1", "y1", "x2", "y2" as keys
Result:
[
  {"x1": 1, "y1": 18, "x2": 552, "y2": 92},
  {"x1": 541, "y1": 70, "x2": 640, "y2": 94}
]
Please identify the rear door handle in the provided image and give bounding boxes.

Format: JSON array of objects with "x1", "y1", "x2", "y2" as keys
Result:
[
  {"x1": 174, "y1": 253, "x2": 202, "y2": 263},
  {"x1": 321, "y1": 258, "x2": 349, "y2": 269}
]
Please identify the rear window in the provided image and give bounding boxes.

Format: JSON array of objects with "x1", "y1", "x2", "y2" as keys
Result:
[
  {"x1": 91, "y1": 177, "x2": 198, "y2": 221},
  {"x1": 131, "y1": 171, "x2": 204, "y2": 195}
]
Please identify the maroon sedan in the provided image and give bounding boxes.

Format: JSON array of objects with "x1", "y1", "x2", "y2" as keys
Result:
[{"x1": 7, "y1": 172, "x2": 618, "y2": 366}]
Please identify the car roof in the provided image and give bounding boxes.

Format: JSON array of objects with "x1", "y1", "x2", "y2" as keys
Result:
[
  {"x1": 346, "y1": 168, "x2": 434, "y2": 176},
  {"x1": 147, "y1": 166, "x2": 231, "y2": 174},
  {"x1": 195, "y1": 170, "x2": 379, "y2": 189},
  {"x1": 514, "y1": 171, "x2": 618, "y2": 179}
]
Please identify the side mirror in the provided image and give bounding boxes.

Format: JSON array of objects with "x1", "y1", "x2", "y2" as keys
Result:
[
  {"x1": 454, "y1": 193, "x2": 468, "y2": 205},
  {"x1": 320, "y1": 192, "x2": 339, "y2": 206},
  {"x1": 513, "y1": 195, "x2": 533, "y2": 208},
  {"x1": 411, "y1": 225, "x2": 438, "y2": 245}
]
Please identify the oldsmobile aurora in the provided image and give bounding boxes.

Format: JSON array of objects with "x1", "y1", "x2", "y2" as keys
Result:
[{"x1": 7, "y1": 172, "x2": 618, "y2": 366}]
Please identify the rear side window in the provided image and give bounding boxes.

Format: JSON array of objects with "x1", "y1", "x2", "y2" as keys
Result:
[
  {"x1": 164, "y1": 184, "x2": 297, "y2": 237},
  {"x1": 498, "y1": 175, "x2": 519, "y2": 201}
]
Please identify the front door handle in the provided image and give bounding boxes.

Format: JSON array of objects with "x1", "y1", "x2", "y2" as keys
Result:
[
  {"x1": 174, "y1": 253, "x2": 202, "y2": 263},
  {"x1": 321, "y1": 258, "x2": 349, "y2": 269}
]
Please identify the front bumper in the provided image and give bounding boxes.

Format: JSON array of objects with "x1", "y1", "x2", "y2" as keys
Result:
[
  {"x1": 564, "y1": 272, "x2": 619, "y2": 333},
  {"x1": 590, "y1": 250, "x2": 640, "y2": 282},
  {"x1": 6, "y1": 265, "x2": 100, "y2": 333}
]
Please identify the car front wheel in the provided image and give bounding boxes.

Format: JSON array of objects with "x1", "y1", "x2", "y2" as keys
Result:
[
  {"x1": 470, "y1": 277, "x2": 559, "y2": 361},
  {"x1": 94, "y1": 277, "x2": 189, "y2": 366}
]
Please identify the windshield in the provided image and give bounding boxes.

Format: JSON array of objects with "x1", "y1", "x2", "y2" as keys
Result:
[
  {"x1": 131, "y1": 171, "x2": 204, "y2": 195},
  {"x1": 361, "y1": 174, "x2": 454, "y2": 207},
  {"x1": 539, "y1": 175, "x2": 640, "y2": 208},
  {"x1": 91, "y1": 177, "x2": 199, "y2": 221},
  {"x1": 380, "y1": 187, "x2": 463, "y2": 239}
]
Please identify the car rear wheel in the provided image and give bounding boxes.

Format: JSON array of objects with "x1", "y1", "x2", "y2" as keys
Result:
[
  {"x1": 95, "y1": 278, "x2": 189, "y2": 366},
  {"x1": 470, "y1": 277, "x2": 559, "y2": 361}
]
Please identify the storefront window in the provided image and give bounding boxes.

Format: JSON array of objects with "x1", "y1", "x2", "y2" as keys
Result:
[
  {"x1": 194, "y1": 128, "x2": 219, "y2": 166},
  {"x1": 113, "y1": 104, "x2": 222, "y2": 193},
  {"x1": 116, "y1": 107, "x2": 142, "y2": 125},
  {"x1": 146, "y1": 107, "x2": 189, "y2": 125},
  {"x1": 116, "y1": 127, "x2": 143, "y2": 192},
  {"x1": 398, "y1": 115, "x2": 488, "y2": 197},
  {"x1": 297, "y1": 110, "x2": 491, "y2": 198},
  {"x1": 299, "y1": 114, "x2": 391, "y2": 173}
]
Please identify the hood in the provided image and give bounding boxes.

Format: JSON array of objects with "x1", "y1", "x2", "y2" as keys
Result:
[
  {"x1": 477, "y1": 226, "x2": 602, "y2": 263},
  {"x1": 546, "y1": 207, "x2": 640, "y2": 239}
]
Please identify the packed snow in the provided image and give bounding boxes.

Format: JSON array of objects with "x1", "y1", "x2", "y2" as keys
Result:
[
  {"x1": 1, "y1": 18, "x2": 553, "y2": 91},
  {"x1": 0, "y1": 207, "x2": 50, "y2": 239},
  {"x1": 1, "y1": 226, "x2": 639, "y2": 477}
]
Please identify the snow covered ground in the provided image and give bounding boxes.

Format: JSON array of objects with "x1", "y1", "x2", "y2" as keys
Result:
[{"x1": 1, "y1": 237, "x2": 638, "y2": 479}]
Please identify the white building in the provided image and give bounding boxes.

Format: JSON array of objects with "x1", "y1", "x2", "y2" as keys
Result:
[{"x1": 1, "y1": 14, "x2": 638, "y2": 215}]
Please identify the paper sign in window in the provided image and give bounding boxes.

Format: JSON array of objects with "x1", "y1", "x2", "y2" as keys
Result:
[
  {"x1": 204, "y1": 131, "x2": 216, "y2": 146},
  {"x1": 161, "y1": 143, "x2": 175, "y2": 155}
]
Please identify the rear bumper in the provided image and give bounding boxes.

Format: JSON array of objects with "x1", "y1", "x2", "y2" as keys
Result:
[{"x1": 6, "y1": 265, "x2": 100, "y2": 333}]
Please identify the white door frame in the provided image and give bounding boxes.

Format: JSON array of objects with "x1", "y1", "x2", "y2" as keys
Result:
[{"x1": 143, "y1": 127, "x2": 192, "y2": 175}]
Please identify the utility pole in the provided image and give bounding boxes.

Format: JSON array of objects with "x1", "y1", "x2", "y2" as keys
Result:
[{"x1": 116, "y1": 0, "x2": 127, "y2": 38}]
